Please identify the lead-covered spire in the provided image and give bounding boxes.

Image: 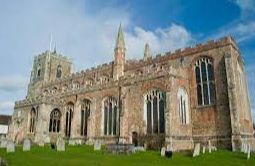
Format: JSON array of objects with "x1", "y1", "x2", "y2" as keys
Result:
[{"x1": 115, "y1": 24, "x2": 126, "y2": 50}]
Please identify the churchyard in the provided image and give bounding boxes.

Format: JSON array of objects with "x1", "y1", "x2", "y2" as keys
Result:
[{"x1": 0, "y1": 142, "x2": 254, "y2": 166}]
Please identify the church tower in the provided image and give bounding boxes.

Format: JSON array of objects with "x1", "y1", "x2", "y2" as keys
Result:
[{"x1": 113, "y1": 24, "x2": 126, "y2": 80}]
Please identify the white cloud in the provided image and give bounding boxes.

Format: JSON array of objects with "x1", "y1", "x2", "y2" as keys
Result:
[
  {"x1": 0, "y1": 101, "x2": 14, "y2": 115},
  {"x1": 0, "y1": 75, "x2": 28, "y2": 92},
  {"x1": 233, "y1": 0, "x2": 255, "y2": 11},
  {"x1": 125, "y1": 24, "x2": 193, "y2": 59}
]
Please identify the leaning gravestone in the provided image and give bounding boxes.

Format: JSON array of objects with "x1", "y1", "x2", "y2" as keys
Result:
[
  {"x1": 56, "y1": 138, "x2": 65, "y2": 151},
  {"x1": 161, "y1": 147, "x2": 166, "y2": 157},
  {"x1": 23, "y1": 139, "x2": 31, "y2": 151},
  {"x1": 6, "y1": 140, "x2": 15, "y2": 153},
  {"x1": 208, "y1": 140, "x2": 212, "y2": 153},
  {"x1": 94, "y1": 140, "x2": 101, "y2": 151},
  {"x1": 247, "y1": 144, "x2": 250, "y2": 160},
  {"x1": 193, "y1": 143, "x2": 200, "y2": 157},
  {"x1": 44, "y1": 136, "x2": 51, "y2": 144},
  {"x1": 0, "y1": 139, "x2": 7, "y2": 148}
]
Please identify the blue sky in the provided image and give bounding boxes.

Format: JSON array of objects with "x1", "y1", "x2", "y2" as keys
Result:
[{"x1": 0, "y1": 0, "x2": 254, "y2": 120}]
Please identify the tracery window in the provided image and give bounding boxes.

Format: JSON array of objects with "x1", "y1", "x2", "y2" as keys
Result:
[
  {"x1": 144, "y1": 89, "x2": 165, "y2": 134},
  {"x1": 81, "y1": 99, "x2": 91, "y2": 136},
  {"x1": 178, "y1": 88, "x2": 189, "y2": 124},
  {"x1": 29, "y1": 108, "x2": 36, "y2": 133},
  {"x1": 65, "y1": 103, "x2": 73, "y2": 137},
  {"x1": 103, "y1": 97, "x2": 118, "y2": 136},
  {"x1": 195, "y1": 58, "x2": 215, "y2": 106},
  {"x1": 49, "y1": 109, "x2": 61, "y2": 133}
]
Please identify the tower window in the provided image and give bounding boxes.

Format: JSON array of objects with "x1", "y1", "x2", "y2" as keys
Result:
[{"x1": 37, "y1": 64, "x2": 41, "y2": 77}]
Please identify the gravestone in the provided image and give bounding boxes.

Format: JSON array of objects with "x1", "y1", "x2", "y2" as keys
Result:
[
  {"x1": 6, "y1": 140, "x2": 15, "y2": 153},
  {"x1": 94, "y1": 140, "x2": 101, "y2": 151},
  {"x1": 166, "y1": 145, "x2": 172, "y2": 151},
  {"x1": 247, "y1": 144, "x2": 250, "y2": 160},
  {"x1": 208, "y1": 140, "x2": 212, "y2": 153},
  {"x1": 244, "y1": 144, "x2": 248, "y2": 153},
  {"x1": 193, "y1": 143, "x2": 200, "y2": 157},
  {"x1": 69, "y1": 139, "x2": 76, "y2": 146},
  {"x1": 0, "y1": 139, "x2": 7, "y2": 148},
  {"x1": 161, "y1": 147, "x2": 166, "y2": 157},
  {"x1": 23, "y1": 139, "x2": 31, "y2": 151},
  {"x1": 56, "y1": 138, "x2": 65, "y2": 151},
  {"x1": 202, "y1": 146, "x2": 206, "y2": 154},
  {"x1": 44, "y1": 136, "x2": 50, "y2": 144},
  {"x1": 241, "y1": 142, "x2": 244, "y2": 152},
  {"x1": 132, "y1": 146, "x2": 145, "y2": 153}
]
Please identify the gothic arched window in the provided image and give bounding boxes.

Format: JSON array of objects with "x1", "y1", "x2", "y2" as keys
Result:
[
  {"x1": 144, "y1": 89, "x2": 165, "y2": 134},
  {"x1": 178, "y1": 88, "x2": 189, "y2": 124},
  {"x1": 103, "y1": 97, "x2": 118, "y2": 136},
  {"x1": 81, "y1": 99, "x2": 91, "y2": 136},
  {"x1": 49, "y1": 109, "x2": 61, "y2": 133},
  {"x1": 195, "y1": 58, "x2": 215, "y2": 106},
  {"x1": 56, "y1": 65, "x2": 62, "y2": 78},
  {"x1": 29, "y1": 108, "x2": 36, "y2": 133},
  {"x1": 65, "y1": 103, "x2": 73, "y2": 137}
]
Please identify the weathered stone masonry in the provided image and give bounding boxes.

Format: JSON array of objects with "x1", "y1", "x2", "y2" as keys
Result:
[{"x1": 8, "y1": 25, "x2": 254, "y2": 151}]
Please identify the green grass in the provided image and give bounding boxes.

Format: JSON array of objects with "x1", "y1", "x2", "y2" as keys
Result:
[{"x1": 0, "y1": 145, "x2": 254, "y2": 166}]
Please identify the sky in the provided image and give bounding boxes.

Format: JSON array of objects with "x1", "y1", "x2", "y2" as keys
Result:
[{"x1": 0, "y1": 0, "x2": 254, "y2": 120}]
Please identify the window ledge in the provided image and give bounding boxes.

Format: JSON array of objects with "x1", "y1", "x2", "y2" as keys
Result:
[{"x1": 196, "y1": 104, "x2": 216, "y2": 109}]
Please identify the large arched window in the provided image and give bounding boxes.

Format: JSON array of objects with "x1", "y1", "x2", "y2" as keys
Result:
[
  {"x1": 195, "y1": 58, "x2": 215, "y2": 106},
  {"x1": 103, "y1": 97, "x2": 118, "y2": 136},
  {"x1": 144, "y1": 89, "x2": 165, "y2": 134},
  {"x1": 65, "y1": 103, "x2": 73, "y2": 137},
  {"x1": 29, "y1": 108, "x2": 36, "y2": 133},
  {"x1": 81, "y1": 99, "x2": 91, "y2": 136},
  {"x1": 56, "y1": 65, "x2": 62, "y2": 78},
  {"x1": 49, "y1": 109, "x2": 61, "y2": 133},
  {"x1": 178, "y1": 88, "x2": 189, "y2": 124}
]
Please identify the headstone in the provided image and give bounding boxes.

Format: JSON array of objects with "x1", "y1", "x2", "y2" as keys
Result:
[
  {"x1": 193, "y1": 143, "x2": 200, "y2": 157},
  {"x1": 68, "y1": 139, "x2": 76, "y2": 146},
  {"x1": 50, "y1": 143, "x2": 56, "y2": 150},
  {"x1": 0, "y1": 139, "x2": 7, "y2": 148},
  {"x1": 244, "y1": 144, "x2": 248, "y2": 153},
  {"x1": 202, "y1": 146, "x2": 206, "y2": 154},
  {"x1": 161, "y1": 147, "x2": 166, "y2": 157},
  {"x1": 165, "y1": 150, "x2": 173, "y2": 158},
  {"x1": 247, "y1": 144, "x2": 250, "y2": 160},
  {"x1": 132, "y1": 146, "x2": 145, "y2": 153},
  {"x1": 94, "y1": 140, "x2": 101, "y2": 151},
  {"x1": 241, "y1": 142, "x2": 244, "y2": 152},
  {"x1": 23, "y1": 139, "x2": 31, "y2": 151},
  {"x1": 56, "y1": 138, "x2": 65, "y2": 151},
  {"x1": 44, "y1": 136, "x2": 50, "y2": 144},
  {"x1": 38, "y1": 141, "x2": 44, "y2": 147},
  {"x1": 208, "y1": 140, "x2": 212, "y2": 153},
  {"x1": 6, "y1": 140, "x2": 15, "y2": 153},
  {"x1": 166, "y1": 145, "x2": 172, "y2": 151}
]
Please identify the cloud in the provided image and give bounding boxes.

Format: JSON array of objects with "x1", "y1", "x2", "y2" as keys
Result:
[
  {"x1": 0, "y1": 75, "x2": 28, "y2": 92},
  {"x1": 233, "y1": 0, "x2": 255, "y2": 11},
  {"x1": 125, "y1": 23, "x2": 193, "y2": 59},
  {"x1": 214, "y1": 21, "x2": 255, "y2": 43},
  {"x1": 0, "y1": 101, "x2": 14, "y2": 115}
]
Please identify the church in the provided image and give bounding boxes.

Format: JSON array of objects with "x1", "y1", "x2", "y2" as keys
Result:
[{"x1": 7, "y1": 25, "x2": 254, "y2": 151}]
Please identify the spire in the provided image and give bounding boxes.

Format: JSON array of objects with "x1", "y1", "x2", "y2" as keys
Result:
[
  {"x1": 144, "y1": 43, "x2": 151, "y2": 60},
  {"x1": 115, "y1": 24, "x2": 125, "y2": 50}
]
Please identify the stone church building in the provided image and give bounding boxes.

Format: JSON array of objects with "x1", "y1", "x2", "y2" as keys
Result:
[{"x1": 8, "y1": 25, "x2": 254, "y2": 151}]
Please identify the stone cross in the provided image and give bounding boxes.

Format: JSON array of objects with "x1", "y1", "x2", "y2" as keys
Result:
[
  {"x1": 161, "y1": 147, "x2": 166, "y2": 157},
  {"x1": 56, "y1": 138, "x2": 65, "y2": 151},
  {"x1": 94, "y1": 140, "x2": 101, "y2": 151},
  {"x1": 23, "y1": 139, "x2": 31, "y2": 151},
  {"x1": 193, "y1": 143, "x2": 200, "y2": 157},
  {"x1": 6, "y1": 140, "x2": 15, "y2": 153}
]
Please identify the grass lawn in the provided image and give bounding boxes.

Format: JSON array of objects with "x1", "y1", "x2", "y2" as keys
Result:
[{"x1": 0, "y1": 145, "x2": 254, "y2": 166}]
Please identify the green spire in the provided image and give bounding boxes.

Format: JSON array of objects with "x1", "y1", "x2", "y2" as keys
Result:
[{"x1": 115, "y1": 24, "x2": 125, "y2": 50}]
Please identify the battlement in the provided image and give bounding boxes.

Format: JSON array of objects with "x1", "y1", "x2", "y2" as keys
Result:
[{"x1": 35, "y1": 50, "x2": 72, "y2": 63}]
